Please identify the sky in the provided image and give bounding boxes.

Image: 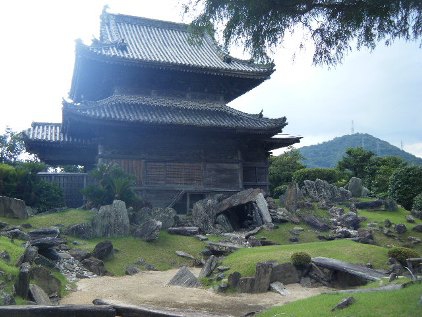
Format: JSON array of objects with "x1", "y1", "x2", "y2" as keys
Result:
[{"x1": 0, "y1": 0, "x2": 421, "y2": 157}]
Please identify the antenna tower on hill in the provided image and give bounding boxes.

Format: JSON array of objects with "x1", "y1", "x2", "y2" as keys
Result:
[{"x1": 351, "y1": 120, "x2": 355, "y2": 134}]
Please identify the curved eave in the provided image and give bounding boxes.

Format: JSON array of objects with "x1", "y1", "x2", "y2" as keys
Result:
[
  {"x1": 63, "y1": 106, "x2": 284, "y2": 136},
  {"x1": 77, "y1": 43, "x2": 273, "y2": 77},
  {"x1": 265, "y1": 135, "x2": 302, "y2": 150}
]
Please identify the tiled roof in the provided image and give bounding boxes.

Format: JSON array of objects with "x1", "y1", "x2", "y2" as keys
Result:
[
  {"x1": 78, "y1": 11, "x2": 273, "y2": 78},
  {"x1": 24, "y1": 123, "x2": 94, "y2": 145},
  {"x1": 63, "y1": 95, "x2": 286, "y2": 133}
]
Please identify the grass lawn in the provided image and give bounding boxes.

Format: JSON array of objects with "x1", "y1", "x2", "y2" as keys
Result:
[
  {"x1": 359, "y1": 206, "x2": 421, "y2": 227},
  {"x1": 0, "y1": 209, "x2": 207, "y2": 276},
  {"x1": 256, "y1": 223, "x2": 321, "y2": 245},
  {"x1": 0, "y1": 209, "x2": 94, "y2": 228},
  {"x1": 358, "y1": 206, "x2": 422, "y2": 254},
  {"x1": 222, "y1": 239, "x2": 389, "y2": 277},
  {"x1": 70, "y1": 231, "x2": 206, "y2": 276},
  {"x1": 0, "y1": 236, "x2": 25, "y2": 293},
  {"x1": 258, "y1": 283, "x2": 422, "y2": 317}
]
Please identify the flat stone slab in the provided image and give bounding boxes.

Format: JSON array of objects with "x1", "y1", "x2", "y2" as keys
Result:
[{"x1": 312, "y1": 257, "x2": 386, "y2": 281}]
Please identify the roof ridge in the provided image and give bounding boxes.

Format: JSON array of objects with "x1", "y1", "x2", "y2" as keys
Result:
[
  {"x1": 31, "y1": 122, "x2": 62, "y2": 127},
  {"x1": 105, "y1": 11, "x2": 189, "y2": 32}
]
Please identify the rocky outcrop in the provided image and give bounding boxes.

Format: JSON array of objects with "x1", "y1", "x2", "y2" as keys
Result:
[
  {"x1": 92, "y1": 200, "x2": 130, "y2": 237},
  {"x1": 302, "y1": 179, "x2": 351, "y2": 203},
  {"x1": 0, "y1": 196, "x2": 28, "y2": 219},
  {"x1": 192, "y1": 189, "x2": 274, "y2": 233}
]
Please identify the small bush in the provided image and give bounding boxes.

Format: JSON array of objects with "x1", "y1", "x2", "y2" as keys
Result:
[
  {"x1": 293, "y1": 168, "x2": 340, "y2": 186},
  {"x1": 412, "y1": 193, "x2": 422, "y2": 211},
  {"x1": 387, "y1": 247, "x2": 419, "y2": 266},
  {"x1": 291, "y1": 252, "x2": 312, "y2": 266}
]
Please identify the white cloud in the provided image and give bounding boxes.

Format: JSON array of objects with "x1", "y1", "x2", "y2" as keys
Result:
[{"x1": 404, "y1": 143, "x2": 422, "y2": 159}]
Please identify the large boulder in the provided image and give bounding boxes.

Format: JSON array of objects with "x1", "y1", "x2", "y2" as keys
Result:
[
  {"x1": 149, "y1": 207, "x2": 176, "y2": 229},
  {"x1": 130, "y1": 207, "x2": 176, "y2": 229},
  {"x1": 28, "y1": 227, "x2": 60, "y2": 239},
  {"x1": 29, "y1": 284, "x2": 52, "y2": 305},
  {"x1": 92, "y1": 200, "x2": 130, "y2": 237},
  {"x1": 215, "y1": 214, "x2": 233, "y2": 232},
  {"x1": 133, "y1": 219, "x2": 162, "y2": 241},
  {"x1": 217, "y1": 189, "x2": 272, "y2": 228},
  {"x1": 64, "y1": 223, "x2": 94, "y2": 239},
  {"x1": 0, "y1": 196, "x2": 28, "y2": 219},
  {"x1": 270, "y1": 262, "x2": 300, "y2": 285},
  {"x1": 283, "y1": 183, "x2": 302, "y2": 212},
  {"x1": 303, "y1": 215, "x2": 330, "y2": 231},
  {"x1": 15, "y1": 262, "x2": 31, "y2": 298},
  {"x1": 347, "y1": 177, "x2": 363, "y2": 197},
  {"x1": 192, "y1": 196, "x2": 220, "y2": 233},
  {"x1": 81, "y1": 257, "x2": 107, "y2": 276},
  {"x1": 338, "y1": 212, "x2": 360, "y2": 230},
  {"x1": 30, "y1": 266, "x2": 62, "y2": 296},
  {"x1": 92, "y1": 241, "x2": 114, "y2": 260}
]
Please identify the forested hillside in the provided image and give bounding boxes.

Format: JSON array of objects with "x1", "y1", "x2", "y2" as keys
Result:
[{"x1": 299, "y1": 133, "x2": 422, "y2": 168}]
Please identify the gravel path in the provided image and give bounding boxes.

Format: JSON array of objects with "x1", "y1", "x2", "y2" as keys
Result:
[{"x1": 61, "y1": 268, "x2": 329, "y2": 316}]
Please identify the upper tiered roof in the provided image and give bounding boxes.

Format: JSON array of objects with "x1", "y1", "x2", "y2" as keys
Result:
[{"x1": 76, "y1": 10, "x2": 274, "y2": 78}]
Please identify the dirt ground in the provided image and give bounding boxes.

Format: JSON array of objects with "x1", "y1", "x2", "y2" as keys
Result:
[{"x1": 61, "y1": 268, "x2": 329, "y2": 316}]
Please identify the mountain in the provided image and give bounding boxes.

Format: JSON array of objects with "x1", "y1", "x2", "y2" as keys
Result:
[{"x1": 298, "y1": 133, "x2": 422, "y2": 168}]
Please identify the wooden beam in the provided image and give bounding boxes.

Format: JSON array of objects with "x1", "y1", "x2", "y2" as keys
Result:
[{"x1": 0, "y1": 305, "x2": 116, "y2": 317}]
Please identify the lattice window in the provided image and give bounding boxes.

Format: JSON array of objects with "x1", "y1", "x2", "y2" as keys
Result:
[
  {"x1": 146, "y1": 162, "x2": 166, "y2": 185},
  {"x1": 146, "y1": 162, "x2": 203, "y2": 186}
]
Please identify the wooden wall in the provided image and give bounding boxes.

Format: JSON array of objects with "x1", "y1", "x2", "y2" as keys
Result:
[{"x1": 96, "y1": 128, "x2": 271, "y2": 210}]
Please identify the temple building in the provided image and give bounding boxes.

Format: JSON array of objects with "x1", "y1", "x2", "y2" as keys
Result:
[{"x1": 24, "y1": 10, "x2": 300, "y2": 212}]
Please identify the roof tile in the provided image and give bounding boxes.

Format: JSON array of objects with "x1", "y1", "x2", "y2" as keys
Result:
[
  {"x1": 83, "y1": 12, "x2": 273, "y2": 78},
  {"x1": 63, "y1": 95, "x2": 286, "y2": 132}
]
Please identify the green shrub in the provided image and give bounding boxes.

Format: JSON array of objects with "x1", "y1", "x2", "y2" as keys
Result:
[
  {"x1": 387, "y1": 247, "x2": 419, "y2": 266},
  {"x1": 272, "y1": 184, "x2": 288, "y2": 197},
  {"x1": 412, "y1": 192, "x2": 422, "y2": 211},
  {"x1": 82, "y1": 163, "x2": 140, "y2": 207},
  {"x1": 291, "y1": 252, "x2": 311, "y2": 266},
  {"x1": 292, "y1": 168, "x2": 340, "y2": 186},
  {"x1": 388, "y1": 166, "x2": 422, "y2": 210},
  {"x1": 0, "y1": 162, "x2": 64, "y2": 212},
  {"x1": 34, "y1": 180, "x2": 64, "y2": 212},
  {"x1": 0, "y1": 163, "x2": 17, "y2": 196}
]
